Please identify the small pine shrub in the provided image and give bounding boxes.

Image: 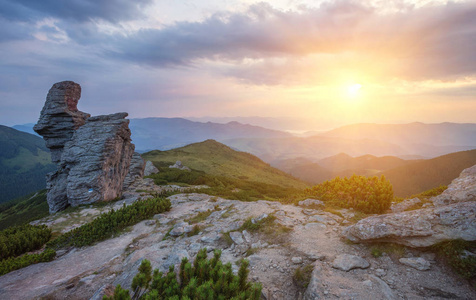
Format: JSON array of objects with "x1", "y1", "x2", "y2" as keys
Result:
[
  {"x1": 306, "y1": 175, "x2": 394, "y2": 214},
  {"x1": 47, "y1": 196, "x2": 171, "y2": 250},
  {"x1": 0, "y1": 224, "x2": 51, "y2": 260},
  {"x1": 105, "y1": 248, "x2": 262, "y2": 300},
  {"x1": 0, "y1": 248, "x2": 56, "y2": 276}
]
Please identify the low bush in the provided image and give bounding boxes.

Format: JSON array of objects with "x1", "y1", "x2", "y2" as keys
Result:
[
  {"x1": 306, "y1": 175, "x2": 394, "y2": 214},
  {"x1": 433, "y1": 240, "x2": 476, "y2": 279},
  {"x1": 293, "y1": 264, "x2": 314, "y2": 289},
  {"x1": 0, "y1": 224, "x2": 51, "y2": 260},
  {"x1": 105, "y1": 248, "x2": 262, "y2": 300}
]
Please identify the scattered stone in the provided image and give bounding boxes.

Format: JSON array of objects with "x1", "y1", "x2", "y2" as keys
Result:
[
  {"x1": 169, "y1": 161, "x2": 190, "y2": 171},
  {"x1": 332, "y1": 254, "x2": 369, "y2": 271},
  {"x1": 308, "y1": 215, "x2": 329, "y2": 224},
  {"x1": 252, "y1": 214, "x2": 268, "y2": 224},
  {"x1": 163, "y1": 250, "x2": 189, "y2": 270},
  {"x1": 368, "y1": 275, "x2": 397, "y2": 300},
  {"x1": 169, "y1": 227, "x2": 185, "y2": 237},
  {"x1": 298, "y1": 199, "x2": 324, "y2": 207},
  {"x1": 229, "y1": 232, "x2": 245, "y2": 245},
  {"x1": 291, "y1": 257, "x2": 303, "y2": 264},
  {"x1": 144, "y1": 220, "x2": 156, "y2": 226},
  {"x1": 399, "y1": 257, "x2": 431, "y2": 271},
  {"x1": 143, "y1": 161, "x2": 159, "y2": 176},
  {"x1": 242, "y1": 230, "x2": 252, "y2": 243},
  {"x1": 304, "y1": 223, "x2": 327, "y2": 230}
]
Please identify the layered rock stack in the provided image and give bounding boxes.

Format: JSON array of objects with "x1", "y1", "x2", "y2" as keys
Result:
[
  {"x1": 34, "y1": 81, "x2": 135, "y2": 213},
  {"x1": 33, "y1": 81, "x2": 90, "y2": 163}
]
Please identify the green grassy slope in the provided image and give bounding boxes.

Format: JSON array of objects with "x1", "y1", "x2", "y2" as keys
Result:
[
  {"x1": 142, "y1": 139, "x2": 308, "y2": 189},
  {"x1": 0, "y1": 125, "x2": 55, "y2": 203},
  {"x1": 0, "y1": 190, "x2": 49, "y2": 230},
  {"x1": 381, "y1": 149, "x2": 476, "y2": 197}
]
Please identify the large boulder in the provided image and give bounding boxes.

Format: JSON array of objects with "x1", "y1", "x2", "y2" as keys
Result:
[
  {"x1": 343, "y1": 201, "x2": 476, "y2": 247},
  {"x1": 343, "y1": 165, "x2": 476, "y2": 247},
  {"x1": 34, "y1": 81, "x2": 135, "y2": 212},
  {"x1": 62, "y1": 113, "x2": 135, "y2": 207},
  {"x1": 432, "y1": 164, "x2": 476, "y2": 206}
]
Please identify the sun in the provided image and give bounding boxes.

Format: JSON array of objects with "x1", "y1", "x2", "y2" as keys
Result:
[{"x1": 347, "y1": 83, "x2": 362, "y2": 98}]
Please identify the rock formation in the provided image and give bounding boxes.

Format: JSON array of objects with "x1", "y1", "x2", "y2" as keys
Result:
[
  {"x1": 343, "y1": 164, "x2": 476, "y2": 247},
  {"x1": 33, "y1": 81, "x2": 90, "y2": 163},
  {"x1": 35, "y1": 81, "x2": 135, "y2": 212}
]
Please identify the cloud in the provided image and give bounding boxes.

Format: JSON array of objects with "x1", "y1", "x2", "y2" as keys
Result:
[
  {"x1": 109, "y1": 1, "x2": 476, "y2": 82},
  {"x1": 0, "y1": 0, "x2": 153, "y2": 23}
]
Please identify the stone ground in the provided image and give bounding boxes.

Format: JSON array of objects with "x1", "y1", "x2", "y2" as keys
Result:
[{"x1": 0, "y1": 181, "x2": 475, "y2": 300}]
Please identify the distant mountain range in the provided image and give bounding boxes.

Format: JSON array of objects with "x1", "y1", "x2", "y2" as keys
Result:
[
  {"x1": 13, "y1": 119, "x2": 476, "y2": 159},
  {"x1": 129, "y1": 118, "x2": 292, "y2": 152},
  {"x1": 323, "y1": 122, "x2": 476, "y2": 147},
  {"x1": 4, "y1": 118, "x2": 476, "y2": 203},
  {"x1": 0, "y1": 125, "x2": 55, "y2": 203}
]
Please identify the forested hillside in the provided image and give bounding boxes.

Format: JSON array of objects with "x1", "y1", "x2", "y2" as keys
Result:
[{"x1": 0, "y1": 126, "x2": 55, "y2": 203}]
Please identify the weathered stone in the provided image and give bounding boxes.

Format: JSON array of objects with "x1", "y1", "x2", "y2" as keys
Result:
[
  {"x1": 298, "y1": 198, "x2": 324, "y2": 207},
  {"x1": 291, "y1": 257, "x2": 303, "y2": 264},
  {"x1": 252, "y1": 213, "x2": 268, "y2": 224},
  {"x1": 143, "y1": 160, "x2": 159, "y2": 176},
  {"x1": 391, "y1": 197, "x2": 421, "y2": 213},
  {"x1": 169, "y1": 160, "x2": 190, "y2": 171},
  {"x1": 123, "y1": 152, "x2": 146, "y2": 189},
  {"x1": 229, "y1": 231, "x2": 245, "y2": 244},
  {"x1": 304, "y1": 222, "x2": 327, "y2": 230},
  {"x1": 432, "y1": 165, "x2": 476, "y2": 206},
  {"x1": 242, "y1": 230, "x2": 252, "y2": 243},
  {"x1": 399, "y1": 257, "x2": 431, "y2": 271},
  {"x1": 34, "y1": 81, "x2": 90, "y2": 163},
  {"x1": 368, "y1": 275, "x2": 397, "y2": 300},
  {"x1": 343, "y1": 201, "x2": 476, "y2": 247},
  {"x1": 332, "y1": 254, "x2": 369, "y2": 271}
]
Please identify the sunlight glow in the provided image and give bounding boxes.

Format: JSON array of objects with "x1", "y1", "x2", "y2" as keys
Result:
[{"x1": 347, "y1": 83, "x2": 362, "y2": 98}]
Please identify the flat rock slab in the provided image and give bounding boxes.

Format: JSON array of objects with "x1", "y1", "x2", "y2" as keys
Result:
[
  {"x1": 399, "y1": 257, "x2": 431, "y2": 271},
  {"x1": 332, "y1": 254, "x2": 370, "y2": 271}
]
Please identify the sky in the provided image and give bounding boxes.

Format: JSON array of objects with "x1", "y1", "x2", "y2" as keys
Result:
[{"x1": 0, "y1": 0, "x2": 475, "y2": 130}]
